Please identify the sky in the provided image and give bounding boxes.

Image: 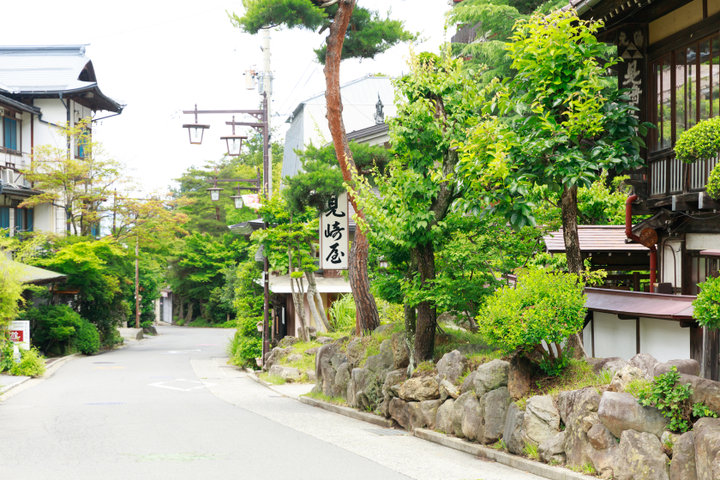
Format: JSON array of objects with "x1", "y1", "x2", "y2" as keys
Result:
[{"x1": 2, "y1": 1, "x2": 452, "y2": 194}]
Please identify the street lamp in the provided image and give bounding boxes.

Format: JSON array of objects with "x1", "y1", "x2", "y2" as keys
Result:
[
  {"x1": 182, "y1": 93, "x2": 272, "y2": 367},
  {"x1": 221, "y1": 116, "x2": 247, "y2": 157}
]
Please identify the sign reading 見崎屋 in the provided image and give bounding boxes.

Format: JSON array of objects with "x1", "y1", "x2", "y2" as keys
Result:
[
  {"x1": 9, "y1": 320, "x2": 30, "y2": 350},
  {"x1": 320, "y1": 192, "x2": 349, "y2": 270}
]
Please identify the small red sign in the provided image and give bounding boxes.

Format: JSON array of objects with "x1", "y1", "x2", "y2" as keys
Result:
[{"x1": 9, "y1": 330, "x2": 23, "y2": 343}]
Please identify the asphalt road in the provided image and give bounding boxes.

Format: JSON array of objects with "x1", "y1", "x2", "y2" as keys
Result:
[{"x1": 0, "y1": 326, "x2": 543, "y2": 480}]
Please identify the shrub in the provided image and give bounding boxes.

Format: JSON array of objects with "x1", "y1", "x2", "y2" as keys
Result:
[
  {"x1": 637, "y1": 366, "x2": 717, "y2": 432},
  {"x1": 0, "y1": 339, "x2": 15, "y2": 372},
  {"x1": 10, "y1": 347, "x2": 46, "y2": 377},
  {"x1": 229, "y1": 332, "x2": 262, "y2": 368},
  {"x1": 675, "y1": 116, "x2": 720, "y2": 163},
  {"x1": 693, "y1": 276, "x2": 720, "y2": 329},
  {"x1": 26, "y1": 304, "x2": 100, "y2": 356},
  {"x1": 328, "y1": 294, "x2": 356, "y2": 331},
  {"x1": 477, "y1": 268, "x2": 586, "y2": 376}
]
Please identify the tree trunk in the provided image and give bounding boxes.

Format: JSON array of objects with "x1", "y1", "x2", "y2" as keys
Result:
[
  {"x1": 288, "y1": 249, "x2": 309, "y2": 341},
  {"x1": 413, "y1": 243, "x2": 437, "y2": 362},
  {"x1": 185, "y1": 302, "x2": 194, "y2": 323},
  {"x1": 560, "y1": 184, "x2": 588, "y2": 358},
  {"x1": 560, "y1": 185, "x2": 582, "y2": 275},
  {"x1": 324, "y1": 0, "x2": 379, "y2": 336},
  {"x1": 306, "y1": 270, "x2": 330, "y2": 331}
]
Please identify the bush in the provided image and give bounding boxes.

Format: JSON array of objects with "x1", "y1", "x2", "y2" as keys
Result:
[
  {"x1": 0, "y1": 339, "x2": 15, "y2": 372},
  {"x1": 477, "y1": 268, "x2": 586, "y2": 376},
  {"x1": 675, "y1": 116, "x2": 720, "y2": 164},
  {"x1": 10, "y1": 347, "x2": 46, "y2": 377},
  {"x1": 693, "y1": 276, "x2": 720, "y2": 329},
  {"x1": 26, "y1": 304, "x2": 100, "y2": 356},
  {"x1": 328, "y1": 294, "x2": 356, "y2": 331},
  {"x1": 638, "y1": 366, "x2": 717, "y2": 432},
  {"x1": 229, "y1": 332, "x2": 262, "y2": 368}
]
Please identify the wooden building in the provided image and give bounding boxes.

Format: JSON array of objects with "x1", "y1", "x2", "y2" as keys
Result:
[{"x1": 571, "y1": 0, "x2": 720, "y2": 378}]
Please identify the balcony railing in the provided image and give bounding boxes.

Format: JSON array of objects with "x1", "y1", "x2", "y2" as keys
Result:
[{"x1": 648, "y1": 150, "x2": 719, "y2": 197}]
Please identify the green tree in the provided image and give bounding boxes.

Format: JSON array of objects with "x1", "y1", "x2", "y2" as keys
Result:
[
  {"x1": 20, "y1": 120, "x2": 126, "y2": 236},
  {"x1": 0, "y1": 255, "x2": 24, "y2": 331},
  {"x1": 233, "y1": 0, "x2": 413, "y2": 334},
  {"x1": 460, "y1": 10, "x2": 647, "y2": 276}
]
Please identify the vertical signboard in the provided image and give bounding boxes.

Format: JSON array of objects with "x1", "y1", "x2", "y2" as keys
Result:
[
  {"x1": 9, "y1": 320, "x2": 30, "y2": 350},
  {"x1": 320, "y1": 192, "x2": 349, "y2": 270}
]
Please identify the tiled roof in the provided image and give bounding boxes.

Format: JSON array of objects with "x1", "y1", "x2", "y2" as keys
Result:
[{"x1": 585, "y1": 287, "x2": 695, "y2": 320}]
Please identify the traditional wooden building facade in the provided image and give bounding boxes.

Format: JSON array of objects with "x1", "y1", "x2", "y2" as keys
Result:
[{"x1": 571, "y1": 0, "x2": 720, "y2": 378}]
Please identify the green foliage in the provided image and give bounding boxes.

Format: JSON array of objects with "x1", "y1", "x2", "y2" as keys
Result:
[
  {"x1": 693, "y1": 275, "x2": 720, "y2": 329},
  {"x1": 229, "y1": 332, "x2": 262, "y2": 369},
  {"x1": 692, "y1": 402, "x2": 718, "y2": 419},
  {"x1": 10, "y1": 347, "x2": 46, "y2": 377},
  {"x1": 707, "y1": 163, "x2": 720, "y2": 199},
  {"x1": 0, "y1": 254, "x2": 25, "y2": 330},
  {"x1": 625, "y1": 378, "x2": 652, "y2": 398},
  {"x1": 233, "y1": 1, "x2": 415, "y2": 64},
  {"x1": 328, "y1": 294, "x2": 356, "y2": 331},
  {"x1": 25, "y1": 305, "x2": 100, "y2": 356},
  {"x1": 478, "y1": 268, "x2": 586, "y2": 375},
  {"x1": 636, "y1": 366, "x2": 716, "y2": 433},
  {"x1": 523, "y1": 442, "x2": 539, "y2": 460},
  {"x1": 36, "y1": 238, "x2": 132, "y2": 344},
  {"x1": 0, "y1": 340, "x2": 15, "y2": 372},
  {"x1": 674, "y1": 116, "x2": 720, "y2": 164}
]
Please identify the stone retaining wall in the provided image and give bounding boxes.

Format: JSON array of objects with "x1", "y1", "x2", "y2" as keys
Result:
[{"x1": 312, "y1": 338, "x2": 720, "y2": 480}]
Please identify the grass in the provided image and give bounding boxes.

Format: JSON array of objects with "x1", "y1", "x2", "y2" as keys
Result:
[
  {"x1": 259, "y1": 372, "x2": 286, "y2": 385},
  {"x1": 517, "y1": 358, "x2": 613, "y2": 405},
  {"x1": 305, "y1": 390, "x2": 347, "y2": 406},
  {"x1": 491, "y1": 439, "x2": 507, "y2": 450},
  {"x1": 523, "y1": 442, "x2": 539, "y2": 460},
  {"x1": 582, "y1": 463, "x2": 596, "y2": 475},
  {"x1": 625, "y1": 378, "x2": 651, "y2": 398}
]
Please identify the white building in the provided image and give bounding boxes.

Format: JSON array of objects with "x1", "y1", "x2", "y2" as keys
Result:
[{"x1": 0, "y1": 45, "x2": 123, "y2": 236}]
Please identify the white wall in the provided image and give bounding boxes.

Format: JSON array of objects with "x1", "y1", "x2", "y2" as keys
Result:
[
  {"x1": 661, "y1": 239, "x2": 683, "y2": 289},
  {"x1": 589, "y1": 312, "x2": 637, "y2": 359},
  {"x1": 686, "y1": 233, "x2": 720, "y2": 250},
  {"x1": 639, "y1": 317, "x2": 689, "y2": 362}
]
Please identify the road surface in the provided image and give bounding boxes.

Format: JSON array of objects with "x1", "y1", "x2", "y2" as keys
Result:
[{"x1": 0, "y1": 326, "x2": 544, "y2": 480}]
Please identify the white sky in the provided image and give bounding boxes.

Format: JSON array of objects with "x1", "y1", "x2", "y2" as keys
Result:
[{"x1": 2, "y1": 1, "x2": 452, "y2": 194}]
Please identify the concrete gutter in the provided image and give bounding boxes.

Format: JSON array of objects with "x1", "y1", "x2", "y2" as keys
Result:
[
  {"x1": 0, "y1": 353, "x2": 80, "y2": 397},
  {"x1": 248, "y1": 368, "x2": 597, "y2": 480}
]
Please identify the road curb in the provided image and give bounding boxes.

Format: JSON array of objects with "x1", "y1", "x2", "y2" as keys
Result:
[
  {"x1": 0, "y1": 353, "x2": 80, "y2": 396},
  {"x1": 413, "y1": 429, "x2": 596, "y2": 480},
  {"x1": 298, "y1": 396, "x2": 394, "y2": 428}
]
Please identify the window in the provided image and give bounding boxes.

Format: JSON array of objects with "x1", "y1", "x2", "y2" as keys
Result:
[
  {"x1": 0, "y1": 110, "x2": 21, "y2": 153},
  {"x1": 0, "y1": 207, "x2": 9, "y2": 235},
  {"x1": 650, "y1": 33, "x2": 720, "y2": 152},
  {"x1": 75, "y1": 125, "x2": 91, "y2": 159},
  {"x1": 14, "y1": 207, "x2": 33, "y2": 233}
]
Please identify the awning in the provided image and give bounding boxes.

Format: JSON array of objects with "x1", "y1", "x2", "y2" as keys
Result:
[
  {"x1": 265, "y1": 274, "x2": 352, "y2": 294},
  {"x1": 12, "y1": 261, "x2": 67, "y2": 285},
  {"x1": 544, "y1": 225, "x2": 649, "y2": 253},
  {"x1": 585, "y1": 287, "x2": 695, "y2": 321},
  {"x1": 700, "y1": 249, "x2": 720, "y2": 257}
]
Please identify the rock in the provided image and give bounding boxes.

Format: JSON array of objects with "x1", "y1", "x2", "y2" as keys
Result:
[
  {"x1": 265, "y1": 346, "x2": 292, "y2": 370},
  {"x1": 523, "y1": 395, "x2": 560, "y2": 447},
  {"x1": 669, "y1": 431, "x2": 696, "y2": 480},
  {"x1": 435, "y1": 399, "x2": 455, "y2": 434},
  {"x1": 587, "y1": 423, "x2": 616, "y2": 450},
  {"x1": 381, "y1": 369, "x2": 408, "y2": 417},
  {"x1": 474, "y1": 359, "x2": 510, "y2": 395},
  {"x1": 680, "y1": 374, "x2": 720, "y2": 414},
  {"x1": 508, "y1": 355, "x2": 533, "y2": 400},
  {"x1": 374, "y1": 323, "x2": 395, "y2": 335},
  {"x1": 503, "y1": 402, "x2": 525, "y2": 455},
  {"x1": 268, "y1": 365, "x2": 302, "y2": 382},
  {"x1": 460, "y1": 393, "x2": 483, "y2": 441},
  {"x1": 436, "y1": 350, "x2": 468, "y2": 384},
  {"x1": 307, "y1": 326, "x2": 317, "y2": 339},
  {"x1": 653, "y1": 359, "x2": 700, "y2": 378},
  {"x1": 629, "y1": 353, "x2": 659, "y2": 379},
  {"x1": 694, "y1": 417, "x2": 720, "y2": 480},
  {"x1": 598, "y1": 391, "x2": 667, "y2": 438},
  {"x1": 316, "y1": 336, "x2": 334, "y2": 345},
  {"x1": 539, "y1": 431, "x2": 566, "y2": 464},
  {"x1": 348, "y1": 367, "x2": 382, "y2": 411},
  {"x1": 558, "y1": 387, "x2": 602, "y2": 426},
  {"x1": 460, "y1": 371, "x2": 477, "y2": 394},
  {"x1": 451, "y1": 392, "x2": 478, "y2": 439},
  {"x1": 346, "y1": 338, "x2": 365, "y2": 367},
  {"x1": 609, "y1": 364, "x2": 647, "y2": 392},
  {"x1": 588, "y1": 357, "x2": 628, "y2": 375},
  {"x1": 409, "y1": 399, "x2": 442, "y2": 430},
  {"x1": 616, "y1": 430, "x2": 669, "y2": 480},
  {"x1": 286, "y1": 353, "x2": 303, "y2": 364},
  {"x1": 315, "y1": 343, "x2": 346, "y2": 397},
  {"x1": 142, "y1": 325, "x2": 158, "y2": 335},
  {"x1": 365, "y1": 339, "x2": 394, "y2": 374},
  {"x1": 398, "y1": 376, "x2": 440, "y2": 402},
  {"x1": 277, "y1": 336, "x2": 299, "y2": 348},
  {"x1": 304, "y1": 347, "x2": 320, "y2": 356},
  {"x1": 557, "y1": 388, "x2": 602, "y2": 468},
  {"x1": 389, "y1": 397, "x2": 411, "y2": 429},
  {"x1": 439, "y1": 378, "x2": 460, "y2": 400},
  {"x1": 306, "y1": 370, "x2": 317, "y2": 382},
  {"x1": 333, "y1": 363, "x2": 351, "y2": 398},
  {"x1": 390, "y1": 332, "x2": 410, "y2": 370},
  {"x1": 482, "y1": 387, "x2": 511, "y2": 444}
]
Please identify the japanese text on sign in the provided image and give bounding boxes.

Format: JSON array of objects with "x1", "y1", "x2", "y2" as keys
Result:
[{"x1": 320, "y1": 192, "x2": 349, "y2": 270}]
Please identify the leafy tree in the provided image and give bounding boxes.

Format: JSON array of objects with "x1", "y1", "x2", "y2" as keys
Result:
[
  {"x1": 0, "y1": 255, "x2": 24, "y2": 331},
  {"x1": 25, "y1": 304, "x2": 99, "y2": 356},
  {"x1": 460, "y1": 10, "x2": 647, "y2": 276},
  {"x1": 478, "y1": 268, "x2": 587, "y2": 375},
  {"x1": 674, "y1": 116, "x2": 720, "y2": 199},
  {"x1": 20, "y1": 120, "x2": 126, "y2": 236},
  {"x1": 693, "y1": 276, "x2": 720, "y2": 329},
  {"x1": 233, "y1": 0, "x2": 414, "y2": 334}
]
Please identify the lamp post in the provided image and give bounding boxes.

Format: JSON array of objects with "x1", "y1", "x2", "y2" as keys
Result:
[{"x1": 182, "y1": 92, "x2": 272, "y2": 366}]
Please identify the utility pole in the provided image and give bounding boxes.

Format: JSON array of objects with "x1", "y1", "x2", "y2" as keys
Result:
[
  {"x1": 262, "y1": 27, "x2": 273, "y2": 197},
  {"x1": 135, "y1": 234, "x2": 140, "y2": 329}
]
